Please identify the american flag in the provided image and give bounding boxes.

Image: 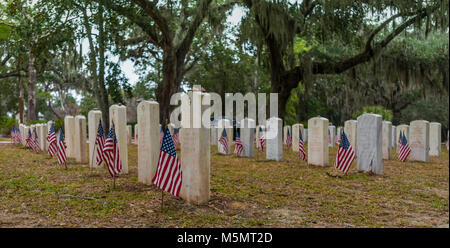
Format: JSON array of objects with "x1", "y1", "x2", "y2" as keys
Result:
[
  {"x1": 219, "y1": 128, "x2": 229, "y2": 154},
  {"x1": 333, "y1": 131, "x2": 355, "y2": 174},
  {"x1": 160, "y1": 126, "x2": 164, "y2": 144},
  {"x1": 258, "y1": 126, "x2": 265, "y2": 152},
  {"x1": 233, "y1": 129, "x2": 243, "y2": 156},
  {"x1": 299, "y1": 130, "x2": 306, "y2": 161},
  {"x1": 26, "y1": 129, "x2": 32, "y2": 148},
  {"x1": 57, "y1": 128, "x2": 68, "y2": 165},
  {"x1": 47, "y1": 123, "x2": 57, "y2": 157},
  {"x1": 172, "y1": 128, "x2": 180, "y2": 147},
  {"x1": 398, "y1": 131, "x2": 411, "y2": 162},
  {"x1": 285, "y1": 128, "x2": 292, "y2": 147},
  {"x1": 11, "y1": 127, "x2": 21, "y2": 144},
  {"x1": 152, "y1": 127, "x2": 182, "y2": 197},
  {"x1": 102, "y1": 124, "x2": 122, "y2": 177},
  {"x1": 95, "y1": 120, "x2": 106, "y2": 167},
  {"x1": 32, "y1": 128, "x2": 40, "y2": 153}
]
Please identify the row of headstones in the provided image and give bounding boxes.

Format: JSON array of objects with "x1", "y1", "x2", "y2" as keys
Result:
[{"x1": 19, "y1": 99, "x2": 445, "y2": 206}]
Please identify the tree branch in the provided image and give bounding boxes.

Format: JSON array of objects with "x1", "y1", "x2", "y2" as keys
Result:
[
  {"x1": 311, "y1": 5, "x2": 439, "y2": 75},
  {"x1": 93, "y1": 0, "x2": 161, "y2": 46}
]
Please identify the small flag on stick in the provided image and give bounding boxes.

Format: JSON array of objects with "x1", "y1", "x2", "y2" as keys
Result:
[
  {"x1": 333, "y1": 131, "x2": 355, "y2": 174},
  {"x1": 152, "y1": 127, "x2": 182, "y2": 197}
]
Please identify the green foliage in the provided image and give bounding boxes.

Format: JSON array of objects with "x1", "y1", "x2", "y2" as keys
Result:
[
  {"x1": 396, "y1": 97, "x2": 449, "y2": 138},
  {"x1": 0, "y1": 116, "x2": 18, "y2": 135},
  {"x1": 79, "y1": 94, "x2": 98, "y2": 118},
  {"x1": 353, "y1": 106, "x2": 393, "y2": 121},
  {"x1": 54, "y1": 119, "x2": 64, "y2": 132},
  {"x1": 0, "y1": 22, "x2": 11, "y2": 40},
  {"x1": 25, "y1": 120, "x2": 47, "y2": 126}
]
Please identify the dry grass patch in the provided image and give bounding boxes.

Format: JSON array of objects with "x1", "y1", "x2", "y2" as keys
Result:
[{"x1": 0, "y1": 142, "x2": 448, "y2": 227}]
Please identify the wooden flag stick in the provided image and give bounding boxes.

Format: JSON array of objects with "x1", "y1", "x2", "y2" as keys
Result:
[
  {"x1": 64, "y1": 161, "x2": 68, "y2": 170},
  {"x1": 159, "y1": 189, "x2": 164, "y2": 211},
  {"x1": 112, "y1": 175, "x2": 116, "y2": 189}
]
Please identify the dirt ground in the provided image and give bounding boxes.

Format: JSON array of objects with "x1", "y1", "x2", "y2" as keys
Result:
[{"x1": 0, "y1": 139, "x2": 448, "y2": 227}]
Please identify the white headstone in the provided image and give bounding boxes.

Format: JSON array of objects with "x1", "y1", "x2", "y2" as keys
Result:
[
  {"x1": 74, "y1": 115, "x2": 88, "y2": 163},
  {"x1": 180, "y1": 90, "x2": 210, "y2": 204},
  {"x1": 64, "y1": 116, "x2": 76, "y2": 158},
  {"x1": 409, "y1": 120, "x2": 430, "y2": 162},
  {"x1": 304, "y1": 129, "x2": 308, "y2": 142},
  {"x1": 344, "y1": 120, "x2": 357, "y2": 152},
  {"x1": 292, "y1": 124, "x2": 304, "y2": 152},
  {"x1": 38, "y1": 124, "x2": 47, "y2": 151},
  {"x1": 357, "y1": 114, "x2": 383, "y2": 174},
  {"x1": 137, "y1": 101, "x2": 160, "y2": 185},
  {"x1": 308, "y1": 117, "x2": 329, "y2": 166},
  {"x1": 240, "y1": 118, "x2": 255, "y2": 157},
  {"x1": 88, "y1": 110, "x2": 102, "y2": 168},
  {"x1": 109, "y1": 104, "x2": 128, "y2": 174},
  {"x1": 429, "y1": 122, "x2": 441, "y2": 156},
  {"x1": 266, "y1": 117, "x2": 282, "y2": 161},
  {"x1": 382, "y1": 121, "x2": 392, "y2": 160},
  {"x1": 19, "y1": 124, "x2": 25, "y2": 145},
  {"x1": 23, "y1": 125, "x2": 30, "y2": 145}
]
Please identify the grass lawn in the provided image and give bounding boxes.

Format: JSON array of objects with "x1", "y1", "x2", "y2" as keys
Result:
[{"x1": 0, "y1": 141, "x2": 448, "y2": 227}]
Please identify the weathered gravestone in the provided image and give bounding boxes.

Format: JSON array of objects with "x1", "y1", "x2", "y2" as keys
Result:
[
  {"x1": 240, "y1": 118, "x2": 255, "y2": 157},
  {"x1": 292, "y1": 124, "x2": 304, "y2": 152},
  {"x1": 409, "y1": 120, "x2": 430, "y2": 162},
  {"x1": 217, "y1": 119, "x2": 232, "y2": 155},
  {"x1": 357, "y1": 114, "x2": 383, "y2": 175},
  {"x1": 74, "y1": 115, "x2": 88, "y2": 163},
  {"x1": 109, "y1": 104, "x2": 128, "y2": 174},
  {"x1": 24, "y1": 126, "x2": 30, "y2": 145},
  {"x1": 308, "y1": 117, "x2": 329, "y2": 166},
  {"x1": 64, "y1": 116, "x2": 75, "y2": 158},
  {"x1": 19, "y1": 124, "x2": 25, "y2": 145},
  {"x1": 137, "y1": 100, "x2": 160, "y2": 185},
  {"x1": 328, "y1": 125, "x2": 336, "y2": 148},
  {"x1": 88, "y1": 110, "x2": 102, "y2": 168},
  {"x1": 180, "y1": 90, "x2": 211, "y2": 204},
  {"x1": 344, "y1": 120, "x2": 357, "y2": 152},
  {"x1": 266, "y1": 117, "x2": 282, "y2": 161},
  {"x1": 382, "y1": 121, "x2": 392, "y2": 160},
  {"x1": 39, "y1": 124, "x2": 48, "y2": 151},
  {"x1": 304, "y1": 129, "x2": 308, "y2": 142},
  {"x1": 429, "y1": 122, "x2": 441, "y2": 156}
]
